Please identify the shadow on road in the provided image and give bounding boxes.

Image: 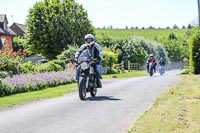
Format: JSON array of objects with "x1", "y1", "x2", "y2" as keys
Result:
[{"x1": 86, "y1": 96, "x2": 122, "y2": 101}]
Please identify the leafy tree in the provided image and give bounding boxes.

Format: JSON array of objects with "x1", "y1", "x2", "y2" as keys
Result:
[
  {"x1": 25, "y1": 0, "x2": 94, "y2": 59},
  {"x1": 148, "y1": 26, "x2": 155, "y2": 29},
  {"x1": 96, "y1": 35, "x2": 115, "y2": 48},
  {"x1": 189, "y1": 28, "x2": 200, "y2": 74},
  {"x1": 126, "y1": 25, "x2": 128, "y2": 30},
  {"x1": 182, "y1": 25, "x2": 186, "y2": 29},
  {"x1": 173, "y1": 24, "x2": 179, "y2": 29},
  {"x1": 168, "y1": 33, "x2": 177, "y2": 40},
  {"x1": 187, "y1": 24, "x2": 192, "y2": 29},
  {"x1": 114, "y1": 36, "x2": 168, "y2": 65},
  {"x1": 160, "y1": 33, "x2": 190, "y2": 62}
]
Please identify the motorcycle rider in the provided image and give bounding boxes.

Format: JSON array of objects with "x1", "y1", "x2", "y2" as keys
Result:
[
  {"x1": 74, "y1": 34, "x2": 103, "y2": 88},
  {"x1": 146, "y1": 54, "x2": 157, "y2": 73},
  {"x1": 158, "y1": 57, "x2": 165, "y2": 73}
]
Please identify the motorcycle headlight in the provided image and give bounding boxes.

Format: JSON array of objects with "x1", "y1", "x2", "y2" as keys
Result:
[{"x1": 81, "y1": 62, "x2": 89, "y2": 70}]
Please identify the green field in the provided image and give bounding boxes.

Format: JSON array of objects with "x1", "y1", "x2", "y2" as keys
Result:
[{"x1": 95, "y1": 29, "x2": 189, "y2": 40}]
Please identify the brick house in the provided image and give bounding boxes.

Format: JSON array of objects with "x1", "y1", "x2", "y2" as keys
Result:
[
  {"x1": 10, "y1": 23, "x2": 27, "y2": 37},
  {"x1": 0, "y1": 14, "x2": 16, "y2": 50}
]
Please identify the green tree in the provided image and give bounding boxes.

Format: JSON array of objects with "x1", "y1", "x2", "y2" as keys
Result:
[
  {"x1": 96, "y1": 35, "x2": 115, "y2": 48},
  {"x1": 25, "y1": 0, "x2": 94, "y2": 59},
  {"x1": 168, "y1": 33, "x2": 177, "y2": 40},
  {"x1": 189, "y1": 28, "x2": 200, "y2": 74},
  {"x1": 114, "y1": 36, "x2": 168, "y2": 65},
  {"x1": 173, "y1": 24, "x2": 179, "y2": 29},
  {"x1": 160, "y1": 33, "x2": 189, "y2": 62},
  {"x1": 187, "y1": 24, "x2": 192, "y2": 29}
]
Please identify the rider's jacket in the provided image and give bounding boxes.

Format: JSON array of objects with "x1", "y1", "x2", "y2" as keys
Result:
[
  {"x1": 146, "y1": 57, "x2": 157, "y2": 63},
  {"x1": 159, "y1": 60, "x2": 165, "y2": 66},
  {"x1": 75, "y1": 43, "x2": 103, "y2": 63}
]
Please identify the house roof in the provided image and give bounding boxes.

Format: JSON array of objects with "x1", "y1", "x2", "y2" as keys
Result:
[
  {"x1": 11, "y1": 23, "x2": 27, "y2": 33},
  {"x1": 0, "y1": 14, "x2": 16, "y2": 36},
  {"x1": 0, "y1": 14, "x2": 8, "y2": 24},
  {"x1": 0, "y1": 27, "x2": 16, "y2": 36}
]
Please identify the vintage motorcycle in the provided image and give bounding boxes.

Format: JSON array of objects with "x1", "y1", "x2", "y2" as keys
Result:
[{"x1": 77, "y1": 49, "x2": 98, "y2": 100}]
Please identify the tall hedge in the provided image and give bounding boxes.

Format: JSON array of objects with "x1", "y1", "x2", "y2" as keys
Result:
[{"x1": 189, "y1": 28, "x2": 200, "y2": 74}]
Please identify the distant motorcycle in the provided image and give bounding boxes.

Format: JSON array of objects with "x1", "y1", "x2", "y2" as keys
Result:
[
  {"x1": 77, "y1": 49, "x2": 98, "y2": 100},
  {"x1": 158, "y1": 65, "x2": 165, "y2": 75},
  {"x1": 148, "y1": 62, "x2": 155, "y2": 76}
]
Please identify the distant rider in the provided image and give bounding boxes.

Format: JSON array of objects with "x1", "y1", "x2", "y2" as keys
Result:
[
  {"x1": 158, "y1": 57, "x2": 165, "y2": 73},
  {"x1": 146, "y1": 54, "x2": 157, "y2": 73}
]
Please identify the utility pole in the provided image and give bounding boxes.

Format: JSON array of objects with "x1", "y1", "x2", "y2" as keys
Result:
[{"x1": 198, "y1": 0, "x2": 200, "y2": 27}]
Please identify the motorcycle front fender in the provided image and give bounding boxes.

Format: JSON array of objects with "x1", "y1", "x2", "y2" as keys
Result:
[{"x1": 79, "y1": 76, "x2": 89, "y2": 89}]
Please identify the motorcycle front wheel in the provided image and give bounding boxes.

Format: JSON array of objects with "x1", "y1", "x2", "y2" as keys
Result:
[
  {"x1": 78, "y1": 78, "x2": 87, "y2": 100},
  {"x1": 90, "y1": 87, "x2": 97, "y2": 97},
  {"x1": 160, "y1": 67, "x2": 164, "y2": 75},
  {"x1": 149, "y1": 68, "x2": 153, "y2": 76}
]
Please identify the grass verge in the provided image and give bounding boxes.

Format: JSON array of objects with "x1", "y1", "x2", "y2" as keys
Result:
[
  {"x1": 0, "y1": 70, "x2": 147, "y2": 110},
  {"x1": 128, "y1": 74, "x2": 200, "y2": 133},
  {"x1": 0, "y1": 83, "x2": 77, "y2": 110},
  {"x1": 102, "y1": 70, "x2": 147, "y2": 79}
]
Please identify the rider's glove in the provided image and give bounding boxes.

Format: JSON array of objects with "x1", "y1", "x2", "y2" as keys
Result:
[
  {"x1": 91, "y1": 61, "x2": 96, "y2": 67},
  {"x1": 74, "y1": 58, "x2": 78, "y2": 64}
]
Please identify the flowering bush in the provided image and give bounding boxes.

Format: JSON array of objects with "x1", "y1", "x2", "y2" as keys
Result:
[
  {"x1": 0, "y1": 71, "x2": 75, "y2": 96},
  {"x1": 0, "y1": 46, "x2": 26, "y2": 74}
]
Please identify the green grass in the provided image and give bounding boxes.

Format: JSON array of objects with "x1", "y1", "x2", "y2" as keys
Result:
[
  {"x1": 0, "y1": 71, "x2": 147, "y2": 110},
  {"x1": 95, "y1": 29, "x2": 189, "y2": 40},
  {"x1": 0, "y1": 83, "x2": 77, "y2": 110},
  {"x1": 128, "y1": 74, "x2": 200, "y2": 133},
  {"x1": 102, "y1": 70, "x2": 147, "y2": 79}
]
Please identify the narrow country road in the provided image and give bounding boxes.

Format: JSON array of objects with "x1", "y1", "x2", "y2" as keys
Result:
[{"x1": 0, "y1": 70, "x2": 182, "y2": 133}]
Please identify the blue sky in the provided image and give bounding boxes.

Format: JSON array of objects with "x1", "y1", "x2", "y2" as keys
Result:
[{"x1": 0, "y1": 0, "x2": 198, "y2": 28}]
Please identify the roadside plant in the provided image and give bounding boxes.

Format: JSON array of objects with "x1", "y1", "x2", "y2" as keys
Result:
[
  {"x1": 0, "y1": 71, "x2": 75, "y2": 96},
  {"x1": 0, "y1": 45, "x2": 26, "y2": 73}
]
